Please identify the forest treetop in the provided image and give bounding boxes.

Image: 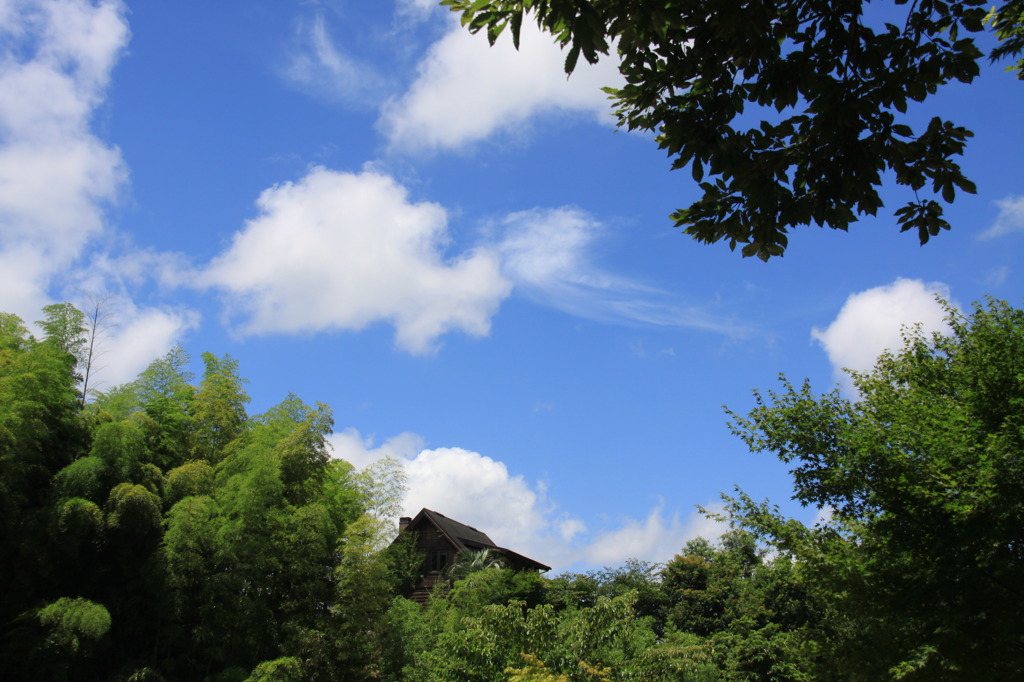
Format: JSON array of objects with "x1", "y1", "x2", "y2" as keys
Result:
[{"x1": 3, "y1": 298, "x2": 1023, "y2": 679}]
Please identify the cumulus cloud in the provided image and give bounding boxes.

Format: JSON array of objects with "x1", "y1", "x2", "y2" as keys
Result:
[
  {"x1": 979, "y1": 195, "x2": 1024, "y2": 240},
  {"x1": 0, "y1": 2, "x2": 199, "y2": 381},
  {"x1": 0, "y1": 0, "x2": 129, "y2": 317},
  {"x1": 199, "y1": 175, "x2": 741, "y2": 352},
  {"x1": 812, "y1": 278, "x2": 954, "y2": 391},
  {"x1": 332, "y1": 428, "x2": 721, "y2": 571},
  {"x1": 280, "y1": 13, "x2": 387, "y2": 106},
  {"x1": 402, "y1": 447, "x2": 557, "y2": 552},
  {"x1": 328, "y1": 428, "x2": 426, "y2": 470},
  {"x1": 584, "y1": 503, "x2": 726, "y2": 566},
  {"x1": 497, "y1": 207, "x2": 748, "y2": 335},
  {"x1": 200, "y1": 167, "x2": 512, "y2": 354},
  {"x1": 380, "y1": 18, "x2": 622, "y2": 152}
]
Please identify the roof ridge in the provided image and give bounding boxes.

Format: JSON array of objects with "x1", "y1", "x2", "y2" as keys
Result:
[{"x1": 424, "y1": 508, "x2": 484, "y2": 534}]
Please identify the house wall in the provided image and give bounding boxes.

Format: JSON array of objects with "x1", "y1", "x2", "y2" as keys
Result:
[{"x1": 411, "y1": 527, "x2": 456, "y2": 574}]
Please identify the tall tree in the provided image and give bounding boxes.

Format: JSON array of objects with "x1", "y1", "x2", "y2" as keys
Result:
[
  {"x1": 662, "y1": 531, "x2": 821, "y2": 679},
  {"x1": 0, "y1": 312, "x2": 90, "y2": 680},
  {"x1": 134, "y1": 346, "x2": 197, "y2": 470},
  {"x1": 189, "y1": 352, "x2": 250, "y2": 462},
  {"x1": 443, "y1": 0, "x2": 1023, "y2": 259},
  {"x1": 37, "y1": 303, "x2": 87, "y2": 364},
  {"x1": 727, "y1": 297, "x2": 1024, "y2": 678},
  {"x1": 76, "y1": 293, "x2": 117, "y2": 405},
  {"x1": 2, "y1": 306, "x2": 410, "y2": 681}
]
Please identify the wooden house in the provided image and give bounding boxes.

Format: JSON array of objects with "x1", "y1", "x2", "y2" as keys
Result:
[{"x1": 397, "y1": 508, "x2": 551, "y2": 602}]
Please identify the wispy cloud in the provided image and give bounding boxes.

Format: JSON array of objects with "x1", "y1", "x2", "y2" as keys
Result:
[
  {"x1": 979, "y1": 195, "x2": 1024, "y2": 240},
  {"x1": 280, "y1": 13, "x2": 388, "y2": 106},
  {"x1": 196, "y1": 170, "x2": 740, "y2": 355},
  {"x1": 985, "y1": 265, "x2": 1010, "y2": 287},
  {"x1": 497, "y1": 207, "x2": 748, "y2": 335},
  {"x1": 395, "y1": 0, "x2": 444, "y2": 21}
]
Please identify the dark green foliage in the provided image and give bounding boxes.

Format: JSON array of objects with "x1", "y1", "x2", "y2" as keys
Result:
[
  {"x1": 54, "y1": 456, "x2": 108, "y2": 501},
  {"x1": 547, "y1": 559, "x2": 669, "y2": 633},
  {"x1": 37, "y1": 597, "x2": 111, "y2": 654},
  {"x1": 727, "y1": 297, "x2": 1024, "y2": 678},
  {"x1": 448, "y1": 566, "x2": 548, "y2": 610},
  {"x1": 244, "y1": 657, "x2": 303, "y2": 682},
  {"x1": 443, "y1": 0, "x2": 1022, "y2": 259},
  {"x1": 190, "y1": 352, "x2": 249, "y2": 463},
  {"x1": 387, "y1": 526, "x2": 430, "y2": 598},
  {"x1": 989, "y1": 0, "x2": 1024, "y2": 76},
  {"x1": 1, "y1": 311, "x2": 89, "y2": 663},
  {"x1": 0, "y1": 304, "x2": 399, "y2": 682},
  {"x1": 9, "y1": 299, "x2": 1022, "y2": 679},
  {"x1": 90, "y1": 420, "x2": 149, "y2": 482},
  {"x1": 163, "y1": 459, "x2": 215, "y2": 505},
  {"x1": 55, "y1": 497, "x2": 105, "y2": 543},
  {"x1": 105, "y1": 483, "x2": 163, "y2": 539},
  {"x1": 662, "y1": 531, "x2": 821, "y2": 679}
]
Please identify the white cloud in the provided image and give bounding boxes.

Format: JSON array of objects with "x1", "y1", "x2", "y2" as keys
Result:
[
  {"x1": 200, "y1": 167, "x2": 512, "y2": 354},
  {"x1": 556, "y1": 517, "x2": 586, "y2": 543},
  {"x1": 200, "y1": 172, "x2": 740, "y2": 352},
  {"x1": 584, "y1": 503, "x2": 726, "y2": 566},
  {"x1": 497, "y1": 207, "x2": 748, "y2": 334},
  {"x1": 0, "y1": 0, "x2": 129, "y2": 318},
  {"x1": 394, "y1": 0, "x2": 445, "y2": 22},
  {"x1": 979, "y1": 195, "x2": 1024, "y2": 240},
  {"x1": 332, "y1": 427, "x2": 721, "y2": 571},
  {"x1": 985, "y1": 265, "x2": 1010, "y2": 288},
  {"x1": 812, "y1": 506, "x2": 834, "y2": 528},
  {"x1": 0, "y1": 246, "x2": 51, "y2": 316},
  {"x1": 280, "y1": 13, "x2": 387, "y2": 106},
  {"x1": 96, "y1": 303, "x2": 199, "y2": 387},
  {"x1": 380, "y1": 18, "x2": 622, "y2": 152},
  {"x1": 0, "y1": 2, "x2": 199, "y2": 380},
  {"x1": 328, "y1": 428, "x2": 426, "y2": 470},
  {"x1": 396, "y1": 0, "x2": 442, "y2": 15},
  {"x1": 403, "y1": 447, "x2": 550, "y2": 550},
  {"x1": 812, "y1": 278, "x2": 953, "y2": 391}
]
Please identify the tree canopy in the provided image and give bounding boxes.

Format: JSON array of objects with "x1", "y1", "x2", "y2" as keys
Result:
[
  {"x1": 726, "y1": 297, "x2": 1024, "y2": 678},
  {"x1": 0, "y1": 310, "x2": 409, "y2": 681},
  {"x1": 442, "y1": 0, "x2": 1024, "y2": 259},
  {"x1": 5, "y1": 299, "x2": 1024, "y2": 679}
]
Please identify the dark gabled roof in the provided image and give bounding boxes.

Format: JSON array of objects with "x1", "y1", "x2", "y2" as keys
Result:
[
  {"x1": 495, "y1": 546, "x2": 551, "y2": 573},
  {"x1": 408, "y1": 508, "x2": 496, "y2": 552},
  {"x1": 403, "y1": 508, "x2": 551, "y2": 572}
]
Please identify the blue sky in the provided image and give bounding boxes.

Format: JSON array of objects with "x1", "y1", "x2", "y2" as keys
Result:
[{"x1": 2, "y1": 0, "x2": 1022, "y2": 571}]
